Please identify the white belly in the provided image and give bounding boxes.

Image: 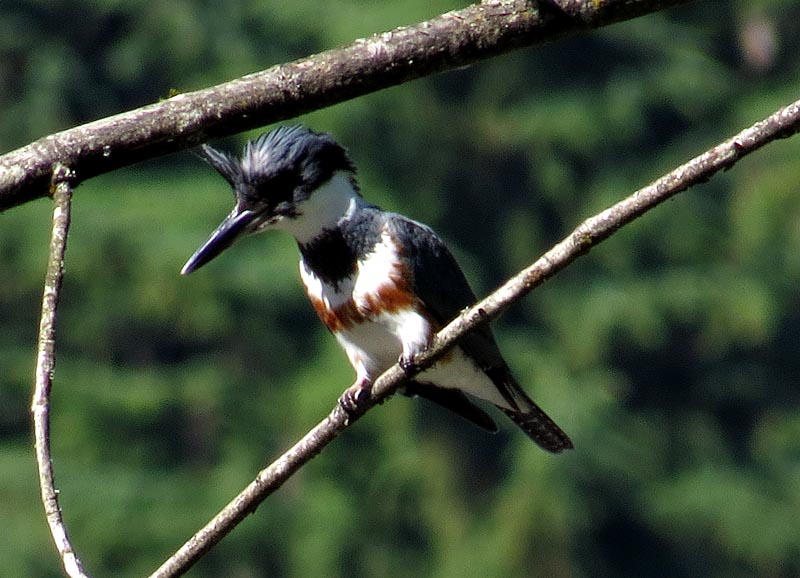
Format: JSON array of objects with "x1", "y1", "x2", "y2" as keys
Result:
[
  {"x1": 333, "y1": 307, "x2": 428, "y2": 381},
  {"x1": 333, "y1": 313, "x2": 509, "y2": 408}
]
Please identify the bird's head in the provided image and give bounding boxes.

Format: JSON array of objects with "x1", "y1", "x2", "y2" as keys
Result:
[{"x1": 181, "y1": 125, "x2": 358, "y2": 275}]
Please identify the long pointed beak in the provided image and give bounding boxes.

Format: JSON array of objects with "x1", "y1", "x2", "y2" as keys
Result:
[{"x1": 181, "y1": 207, "x2": 258, "y2": 275}]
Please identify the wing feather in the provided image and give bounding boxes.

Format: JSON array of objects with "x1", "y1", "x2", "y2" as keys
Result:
[
  {"x1": 383, "y1": 214, "x2": 574, "y2": 452},
  {"x1": 384, "y1": 214, "x2": 512, "y2": 385}
]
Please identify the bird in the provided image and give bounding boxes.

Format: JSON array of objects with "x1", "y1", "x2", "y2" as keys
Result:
[{"x1": 181, "y1": 125, "x2": 573, "y2": 453}]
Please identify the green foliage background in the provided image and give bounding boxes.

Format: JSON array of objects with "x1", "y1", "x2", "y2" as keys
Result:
[{"x1": 2, "y1": 1, "x2": 800, "y2": 577}]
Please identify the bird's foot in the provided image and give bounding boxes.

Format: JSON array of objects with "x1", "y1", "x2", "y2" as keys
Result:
[
  {"x1": 338, "y1": 379, "x2": 373, "y2": 418},
  {"x1": 398, "y1": 350, "x2": 420, "y2": 376}
]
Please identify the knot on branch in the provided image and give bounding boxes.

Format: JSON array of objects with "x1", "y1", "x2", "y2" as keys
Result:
[{"x1": 50, "y1": 164, "x2": 76, "y2": 195}]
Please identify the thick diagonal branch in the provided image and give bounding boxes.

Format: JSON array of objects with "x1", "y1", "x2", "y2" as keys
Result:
[
  {"x1": 0, "y1": 0, "x2": 693, "y2": 212},
  {"x1": 31, "y1": 165, "x2": 90, "y2": 578},
  {"x1": 147, "y1": 96, "x2": 800, "y2": 578}
]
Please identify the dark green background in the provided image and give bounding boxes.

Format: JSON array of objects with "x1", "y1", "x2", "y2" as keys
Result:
[{"x1": 2, "y1": 1, "x2": 799, "y2": 577}]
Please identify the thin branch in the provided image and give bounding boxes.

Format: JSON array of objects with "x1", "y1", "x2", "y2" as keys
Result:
[
  {"x1": 0, "y1": 0, "x2": 693, "y2": 212},
  {"x1": 148, "y1": 96, "x2": 800, "y2": 578},
  {"x1": 31, "y1": 165, "x2": 90, "y2": 578}
]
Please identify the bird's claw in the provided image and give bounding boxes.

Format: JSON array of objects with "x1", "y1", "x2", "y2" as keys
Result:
[
  {"x1": 338, "y1": 380, "x2": 372, "y2": 416},
  {"x1": 398, "y1": 352, "x2": 417, "y2": 375}
]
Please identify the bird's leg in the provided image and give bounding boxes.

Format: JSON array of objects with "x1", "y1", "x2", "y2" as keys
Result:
[{"x1": 338, "y1": 376, "x2": 373, "y2": 415}]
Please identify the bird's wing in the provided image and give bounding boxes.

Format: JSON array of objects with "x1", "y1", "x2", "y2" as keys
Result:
[
  {"x1": 384, "y1": 214, "x2": 574, "y2": 453},
  {"x1": 384, "y1": 214, "x2": 519, "y2": 408},
  {"x1": 402, "y1": 381, "x2": 498, "y2": 432}
]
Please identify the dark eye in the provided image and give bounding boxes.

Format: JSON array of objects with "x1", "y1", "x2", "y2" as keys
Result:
[
  {"x1": 250, "y1": 171, "x2": 297, "y2": 217},
  {"x1": 269, "y1": 171, "x2": 299, "y2": 195}
]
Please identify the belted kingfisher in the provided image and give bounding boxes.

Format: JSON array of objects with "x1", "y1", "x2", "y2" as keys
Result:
[{"x1": 182, "y1": 126, "x2": 573, "y2": 453}]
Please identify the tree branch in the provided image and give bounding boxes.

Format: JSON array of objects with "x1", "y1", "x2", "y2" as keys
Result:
[
  {"x1": 0, "y1": 0, "x2": 693, "y2": 212},
  {"x1": 31, "y1": 165, "x2": 91, "y2": 578},
  {"x1": 147, "y1": 95, "x2": 800, "y2": 578}
]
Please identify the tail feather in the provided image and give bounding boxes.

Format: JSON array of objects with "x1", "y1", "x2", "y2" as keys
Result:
[
  {"x1": 485, "y1": 367, "x2": 573, "y2": 453},
  {"x1": 497, "y1": 404, "x2": 573, "y2": 453}
]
